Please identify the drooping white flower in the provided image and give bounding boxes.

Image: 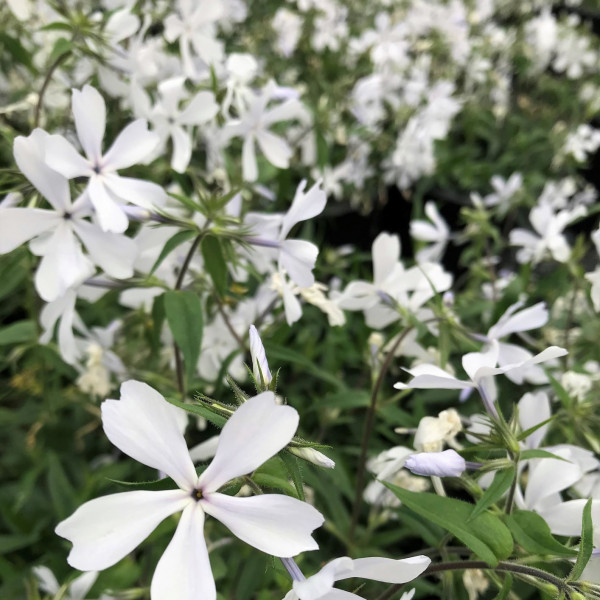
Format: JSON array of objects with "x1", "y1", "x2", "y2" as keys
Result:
[
  {"x1": 284, "y1": 555, "x2": 430, "y2": 600},
  {"x1": 45, "y1": 85, "x2": 166, "y2": 233},
  {"x1": 0, "y1": 130, "x2": 137, "y2": 302},
  {"x1": 56, "y1": 382, "x2": 324, "y2": 600}
]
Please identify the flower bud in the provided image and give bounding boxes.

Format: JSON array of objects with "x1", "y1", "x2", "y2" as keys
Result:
[
  {"x1": 405, "y1": 449, "x2": 466, "y2": 477},
  {"x1": 249, "y1": 324, "x2": 272, "y2": 386},
  {"x1": 290, "y1": 447, "x2": 335, "y2": 469}
]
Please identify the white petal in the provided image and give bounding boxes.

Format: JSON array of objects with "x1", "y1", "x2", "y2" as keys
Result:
[
  {"x1": 178, "y1": 91, "x2": 219, "y2": 125},
  {"x1": 34, "y1": 224, "x2": 94, "y2": 302},
  {"x1": 73, "y1": 220, "x2": 137, "y2": 279},
  {"x1": 249, "y1": 324, "x2": 272, "y2": 384},
  {"x1": 0, "y1": 208, "x2": 59, "y2": 253},
  {"x1": 256, "y1": 129, "x2": 292, "y2": 169},
  {"x1": 198, "y1": 392, "x2": 298, "y2": 493},
  {"x1": 282, "y1": 277, "x2": 303, "y2": 324},
  {"x1": 14, "y1": 130, "x2": 72, "y2": 212},
  {"x1": 372, "y1": 233, "x2": 400, "y2": 286},
  {"x1": 242, "y1": 135, "x2": 258, "y2": 182},
  {"x1": 32, "y1": 566, "x2": 59, "y2": 595},
  {"x1": 103, "y1": 119, "x2": 160, "y2": 170},
  {"x1": 201, "y1": 492, "x2": 323, "y2": 556},
  {"x1": 524, "y1": 448, "x2": 582, "y2": 509},
  {"x1": 488, "y1": 302, "x2": 548, "y2": 339},
  {"x1": 462, "y1": 342, "x2": 500, "y2": 382},
  {"x1": 103, "y1": 174, "x2": 167, "y2": 210},
  {"x1": 88, "y1": 178, "x2": 129, "y2": 233},
  {"x1": 55, "y1": 490, "x2": 190, "y2": 570},
  {"x1": 293, "y1": 558, "x2": 349, "y2": 600},
  {"x1": 335, "y1": 556, "x2": 430, "y2": 583},
  {"x1": 102, "y1": 381, "x2": 198, "y2": 491},
  {"x1": 280, "y1": 180, "x2": 327, "y2": 240},
  {"x1": 518, "y1": 392, "x2": 550, "y2": 449},
  {"x1": 540, "y1": 499, "x2": 600, "y2": 540},
  {"x1": 45, "y1": 135, "x2": 92, "y2": 179},
  {"x1": 72, "y1": 86, "x2": 106, "y2": 162},
  {"x1": 394, "y1": 364, "x2": 471, "y2": 391},
  {"x1": 279, "y1": 239, "x2": 318, "y2": 288},
  {"x1": 151, "y1": 502, "x2": 215, "y2": 600},
  {"x1": 170, "y1": 125, "x2": 193, "y2": 173},
  {"x1": 68, "y1": 570, "x2": 98, "y2": 600}
]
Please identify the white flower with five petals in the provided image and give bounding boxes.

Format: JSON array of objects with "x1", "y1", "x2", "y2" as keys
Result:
[
  {"x1": 45, "y1": 85, "x2": 166, "y2": 233},
  {"x1": 55, "y1": 382, "x2": 324, "y2": 600}
]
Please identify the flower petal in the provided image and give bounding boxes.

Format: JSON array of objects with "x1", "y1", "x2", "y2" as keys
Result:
[
  {"x1": 72, "y1": 86, "x2": 106, "y2": 162},
  {"x1": 102, "y1": 381, "x2": 198, "y2": 490},
  {"x1": 0, "y1": 208, "x2": 60, "y2": 253},
  {"x1": 32, "y1": 566, "x2": 59, "y2": 595},
  {"x1": 242, "y1": 135, "x2": 258, "y2": 182},
  {"x1": 256, "y1": 129, "x2": 292, "y2": 169},
  {"x1": 198, "y1": 392, "x2": 298, "y2": 493},
  {"x1": 68, "y1": 570, "x2": 99, "y2": 600},
  {"x1": 151, "y1": 502, "x2": 215, "y2": 600},
  {"x1": 372, "y1": 233, "x2": 400, "y2": 286},
  {"x1": 14, "y1": 129, "x2": 72, "y2": 212},
  {"x1": 45, "y1": 134, "x2": 93, "y2": 179},
  {"x1": 88, "y1": 178, "x2": 129, "y2": 233},
  {"x1": 178, "y1": 91, "x2": 219, "y2": 125},
  {"x1": 170, "y1": 125, "x2": 192, "y2": 173},
  {"x1": 280, "y1": 180, "x2": 327, "y2": 241},
  {"x1": 279, "y1": 239, "x2": 318, "y2": 288},
  {"x1": 334, "y1": 556, "x2": 430, "y2": 584},
  {"x1": 202, "y1": 492, "x2": 323, "y2": 556},
  {"x1": 55, "y1": 489, "x2": 190, "y2": 570},
  {"x1": 103, "y1": 174, "x2": 167, "y2": 210},
  {"x1": 73, "y1": 220, "x2": 137, "y2": 279},
  {"x1": 103, "y1": 119, "x2": 160, "y2": 170}
]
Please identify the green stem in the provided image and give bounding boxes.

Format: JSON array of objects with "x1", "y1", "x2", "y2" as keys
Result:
[
  {"x1": 34, "y1": 51, "x2": 70, "y2": 127},
  {"x1": 349, "y1": 327, "x2": 413, "y2": 542}
]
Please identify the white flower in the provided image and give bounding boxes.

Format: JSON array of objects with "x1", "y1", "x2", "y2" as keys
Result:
[
  {"x1": 413, "y1": 409, "x2": 462, "y2": 452},
  {"x1": 405, "y1": 450, "x2": 466, "y2": 478},
  {"x1": 410, "y1": 201, "x2": 450, "y2": 263},
  {"x1": 45, "y1": 85, "x2": 166, "y2": 233},
  {"x1": 394, "y1": 341, "x2": 567, "y2": 417},
  {"x1": 224, "y1": 82, "x2": 305, "y2": 181},
  {"x1": 284, "y1": 555, "x2": 430, "y2": 600},
  {"x1": 0, "y1": 130, "x2": 137, "y2": 302},
  {"x1": 288, "y1": 447, "x2": 335, "y2": 469},
  {"x1": 56, "y1": 382, "x2": 324, "y2": 600}
]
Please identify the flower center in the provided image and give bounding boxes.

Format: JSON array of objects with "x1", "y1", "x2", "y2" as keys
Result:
[{"x1": 192, "y1": 488, "x2": 203, "y2": 500}]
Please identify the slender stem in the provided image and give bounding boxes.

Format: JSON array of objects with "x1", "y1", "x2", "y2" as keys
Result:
[
  {"x1": 505, "y1": 454, "x2": 519, "y2": 514},
  {"x1": 349, "y1": 327, "x2": 413, "y2": 542},
  {"x1": 375, "y1": 560, "x2": 573, "y2": 600},
  {"x1": 173, "y1": 234, "x2": 203, "y2": 397},
  {"x1": 34, "y1": 51, "x2": 70, "y2": 127}
]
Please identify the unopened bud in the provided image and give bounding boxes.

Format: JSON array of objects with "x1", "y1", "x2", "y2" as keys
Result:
[
  {"x1": 405, "y1": 449, "x2": 466, "y2": 477},
  {"x1": 249, "y1": 324, "x2": 272, "y2": 386},
  {"x1": 289, "y1": 447, "x2": 335, "y2": 469}
]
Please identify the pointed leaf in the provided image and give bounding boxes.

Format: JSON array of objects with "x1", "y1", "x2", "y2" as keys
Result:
[
  {"x1": 201, "y1": 235, "x2": 228, "y2": 298},
  {"x1": 568, "y1": 499, "x2": 594, "y2": 581},
  {"x1": 470, "y1": 467, "x2": 515, "y2": 521},
  {"x1": 149, "y1": 230, "x2": 197, "y2": 276},
  {"x1": 385, "y1": 484, "x2": 513, "y2": 566}
]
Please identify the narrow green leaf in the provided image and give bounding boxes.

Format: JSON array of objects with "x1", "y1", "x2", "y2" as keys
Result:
[
  {"x1": 0, "y1": 33, "x2": 36, "y2": 73},
  {"x1": 385, "y1": 484, "x2": 513, "y2": 566},
  {"x1": 568, "y1": 499, "x2": 594, "y2": 581},
  {"x1": 470, "y1": 466, "x2": 515, "y2": 520},
  {"x1": 165, "y1": 396, "x2": 227, "y2": 428},
  {"x1": 201, "y1": 235, "x2": 228, "y2": 297},
  {"x1": 281, "y1": 452, "x2": 305, "y2": 501},
  {"x1": 517, "y1": 415, "x2": 556, "y2": 442},
  {"x1": 164, "y1": 290, "x2": 203, "y2": 384},
  {"x1": 252, "y1": 473, "x2": 297, "y2": 497},
  {"x1": 520, "y1": 449, "x2": 569, "y2": 462},
  {"x1": 48, "y1": 37, "x2": 72, "y2": 63},
  {"x1": 505, "y1": 510, "x2": 577, "y2": 558},
  {"x1": 149, "y1": 230, "x2": 197, "y2": 276},
  {"x1": 547, "y1": 373, "x2": 572, "y2": 409},
  {"x1": 0, "y1": 321, "x2": 35, "y2": 345}
]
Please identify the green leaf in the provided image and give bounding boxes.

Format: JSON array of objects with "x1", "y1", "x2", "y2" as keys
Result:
[
  {"x1": 280, "y1": 452, "x2": 305, "y2": 501},
  {"x1": 48, "y1": 37, "x2": 72, "y2": 63},
  {"x1": 517, "y1": 415, "x2": 556, "y2": 442},
  {"x1": 520, "y1": 449, "x2": 569, "y2": 462},
  {"x1": 0, "y1": 321, "x2": 35, "y2": 346},
  {"x1": 164, "y1": 290, "x2": 203, "y2": 384},
  {"x1": 165, "y1": 396, "x2": 227, "y2": 428},
  {"x1": 149, "y1": 230, "x2": 197, "y2": 276},
  {"x1": 547, "y1": 373, "x2": 572, "y2": 409},
  {"x1": 386, "y1": 484, "x2": 513, "y2": 566},
  {"x1": 0, "y1": 33, "x2": 36, "y2": 73},
  {"x1": 568, "y1": 498, "x2": 594, "y2": 581},
  {"x1": 505, "y1": 510, "x2": 577, "y2": 558},
  {"x1": 47, "y1": 453, "x2": 75, "y2": 520},
  {"x1": 252, "y1": 473, "x2": 297, "y2": 497},
  {"x1": 201, "y1": 235, "x2": 228, "y2": 297},
  {"x1": 470, "y1": 467, "x2": 515, "y2": 520}
]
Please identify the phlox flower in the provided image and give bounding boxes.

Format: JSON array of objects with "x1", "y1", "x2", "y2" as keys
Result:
[
  {"x1": 394, "y1": 340, "x2": 567, "y2": 417},
  {"x1": 0, "y1": 129, "x2": 137, "y2": 302},
  {"x1": 45, "y1": 85, "x2": 166, "y2": 233},
  {"x1": 410, "y1": 201, "x2": 450, "y2": 263},
  {"x1": 283, "y1": 555, "x2": 430, "y2": 600},
  {"x1": 56, "y1": 382, "x2": 323, "y2": 600}
]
